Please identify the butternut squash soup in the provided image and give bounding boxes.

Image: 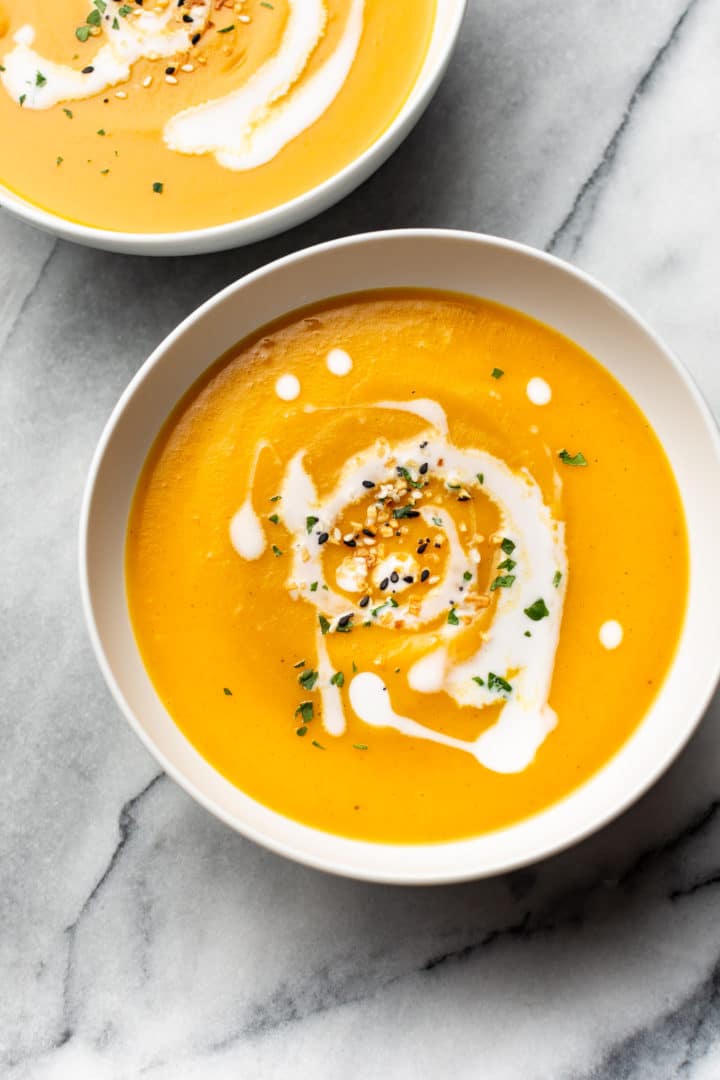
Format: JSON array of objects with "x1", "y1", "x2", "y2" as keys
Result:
[
  {"x1": 126, "y1": 291, "x2": 688, "y2": 843},
  {"x1": 0, "y1": 0, "x2": 434, "y2": 232}
]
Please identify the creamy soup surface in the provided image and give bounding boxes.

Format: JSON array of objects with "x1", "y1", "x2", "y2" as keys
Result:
[
  {"x1": 126, "y1": 291, "x2": 688, "y2": 844},
  {"x1": 0, "y1": 0, "x2": 434, "y2": 232}
]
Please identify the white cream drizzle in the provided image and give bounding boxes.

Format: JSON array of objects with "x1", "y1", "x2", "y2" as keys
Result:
[
  {"x1": 599, "y1": 620, "x2": 623, "y2": 650},
  {"x1": 326, "y1": 348, "x2": 353, "y2": 376},
  {"x1": 1, "y1": 0, "x2": 365, "y2": 173},
  {"x1": 229, "y1": 440, "x2": 269, "y2": 560},
  {"x1": 230, "y1": 397, "x2": 568, "y2": 770},
  {"x1": 527, "y1": 377, "x2": 552, "y2": 406},
  {"x1": 275, "y1": 374, "x2": 301, "y2": 401}
]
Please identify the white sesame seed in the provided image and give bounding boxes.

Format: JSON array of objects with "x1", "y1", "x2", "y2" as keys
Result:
[{"x1": 165, "y1": 74, "x2": 178, "y2": 85}]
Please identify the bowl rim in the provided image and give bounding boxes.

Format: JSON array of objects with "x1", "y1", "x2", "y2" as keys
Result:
[
  {"x1": 0, "y1": 1, "x2": 467, "y2": 255},
  {"x1": 79, "y1": 228, "x2": 720, "y2": 884}
]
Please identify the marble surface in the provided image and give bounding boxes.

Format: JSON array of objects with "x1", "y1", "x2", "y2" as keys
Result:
[{"x1": 2, "y1": 1, "x2": 720, "y2": 1076}]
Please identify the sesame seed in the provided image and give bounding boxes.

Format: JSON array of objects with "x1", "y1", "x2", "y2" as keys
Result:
[
  {"x1": 165, "y1": 74, "x2": 178, "y2": 84},
  {"x1": 317, "y1": 532, "x2": 329, "y2": 545},
  {"x1": 142, "y1": 75, "x2": 153, "y2": 87},
  {"x1": 362, "y1": 480, "x2": 375, "y2": 489},
  {"x1": 359, "y1": 596, "x2": 370, "y2": 608},
  {"x1": 420, "y1": 569, "x2": 430, "y2": 582}
]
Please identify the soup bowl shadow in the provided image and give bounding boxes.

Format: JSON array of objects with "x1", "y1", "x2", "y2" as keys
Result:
[{"x1": 80, "y1": 229, "x2": 720, "y2": 884}]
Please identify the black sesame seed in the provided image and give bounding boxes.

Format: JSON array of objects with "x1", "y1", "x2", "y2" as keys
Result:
[
  {"x1": 458, "y1": 494, "x2": 471, "y2": 502},
  {"x1": 338, "y1": 614, "x2": 352, "y2": 628},
  {"x1": 318, "y1": 532, "x2": 329, "y2": 545},
  {"x1": 379, "y1": 577, "x2": 389, "y2": 590},
  {"x1": 182, "y1": 13, "x2": 192, "y2": 20},
  {"x1": 417, "y1": 542, "x2": 428, "y2": 555},
  {"x1": 343, "y1": 538, "x2": 357, "y2": 548},
  {"x1": 362, "y1": 480, "x2": 375, "y2": 489},
  {"x1": 419, "y1": 441, "x2": 428, "y2": 449},
  {"x1": 421, "y1": 569, "x2": 430, "y2": 582},
  {"x1": 191, "y1": 31, "x2": 201, "y2": 43},
  {"x1": 403, "y1": 576, "x2": 414, "y2": 584},
  {"x1": 359, "y1": 595, "x2": 370, "y2": 608},
  {"x1": 362, "y1": 528, "x2": 375, "y2": 538},
  {"x1": 419, "y1": 462, "x2": 429, "y2": 475},
  {"x1": 390, "y1": 571, "x2": 399, "y2": 584},
  {"x1": 82, "y1": 66, "x2": 94, "y2": 74},
  {"x1": 165, "y1": 66, "x2": 175, "y2": 74}
]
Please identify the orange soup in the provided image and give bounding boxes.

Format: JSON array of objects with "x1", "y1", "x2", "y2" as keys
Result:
[
  {"x1": 126, "y1": 291, "x2": 688, "y2": 843},
  {"x1": 0, "y1": 0, "x2": 434, "y2": 232}
]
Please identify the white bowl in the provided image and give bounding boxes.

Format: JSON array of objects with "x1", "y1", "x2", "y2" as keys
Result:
[
  {"x1": 0, "y1": 3, "x2": 466, "y2": 256},
  {"x1": 80, "y1": 229, "x2": 720, "y2": 883}
]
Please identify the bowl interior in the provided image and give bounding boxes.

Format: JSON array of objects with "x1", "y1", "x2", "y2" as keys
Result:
[
  {"x1": 81, "y1": 230, "x2": 720, "y2": 883},
  {"x1": 0, "y1": 0, "x2": 466, "y2": 255}
]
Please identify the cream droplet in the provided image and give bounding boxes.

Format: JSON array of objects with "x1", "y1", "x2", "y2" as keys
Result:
[
  {"x1": 326, "y1": 348, "x2": 353, "y2": 376},
  {"x1": 275, "y1": 374, "x2": 300, "y2": 401},
  {"x1": 599, "y1": 620, "x2": 623, "y2": 650},
  {"x1": 527, "y1": 377, "x2": 552, "y2": 406}
]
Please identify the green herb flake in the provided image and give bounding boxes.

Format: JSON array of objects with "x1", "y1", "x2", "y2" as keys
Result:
[
  {"x1": 352, "y1": 661, "x2": 358, "y2": 673},
  {"x1": 152, "y1": 181, "x2": 164, "y2": 194},
  {"x1": 260, "y1": 0, "x2": 274, "y2": 6},
  {"x1": 298, "y1": 669, "x2": 318, "y2": 691},
  {"x1": 463, "y1": 571, "x2": 472, "y2": 582},
  {"x1": 447, "y1": 608, "x2": 460, "y2": 626},
  {"x1": 63, "y1": 107, "x2": 73, "y2": 118},
  {"x1": 524, "y1": 631, "x2": 532, "y2": 637},
  {"x1": 118, "y1": 4, "x2": 133, "y2": 15},
  {"x1": 393, "y1": 505, "x2": 421, "y2": 519},
  {"x1": 0, "y1": 65, "x2": 5, "y2": 72},
  {"x1": 524, "y1": 598, "x2": 550, "y2": 621},
  {"x1": 293, "y1": 660, "x2": 306, "y2": 669},
  {"x1": 56, "y1": 156, "x2": 63, "y2": 166},
  {"x1": 432, "y1": 515, "x2": 444, "y2": 527},
  {"x1": 472, "y1": 676, "x2": 485, "y2": 687},
  {"x1": 296, "y1": 725, "x2": 308, "y2": 737},
  {"x1": 553, "y1": 571, "x2": 562, "y2": 588},
  {"x1": 488, "y1": 672, "x2": 513, "y2": 693},
  {"x1": 306, "y1": 515, "x2": 319, "y2": 534},
  {"x1": 223, "y1": 687, "x2": 233, "y2": 696},
  {"x1": 319, "y1": 614, "x2": 331, "y2": 635},
  {"x1": 491, "y1": 367, "x2": 504, "y2": 379},
  {"x1": 295, "y1": 701, "x2": 314, "y2": 724},
  {"x1": 490, "y1": 574, "x2": 516, "y2": 591},
  {"x1": 311, "y1": 739, "x2": 325, "y2": 750},
  {"x1": 270, "y1": 494, "x2": 281, "y2": 502},
  {"x1": 476, "y1": 473, "x2": 484, "y2": 485},
  {"x1": 75, "y1": 25, "x2": 91, "y2": 41},
  {"x1": 271, "y1": 544, "x2": 282, "y2": 558},
  {"x1": 335, "y1": 616, "x2": 354, "y2": 634},
  {"x1": 558, "y1": 449, "x2": 588, "y2": 467},
  {"x1": 352, "y1": 743, "x2": 368, "y2": 751},
  {"x1": 87, "y1": 8, "x2": 101, "y2": 26},
  {"x1": 100, "y1": 168, "x2": 109, "y2": 175},
  {"x1": 310, "y1": 581, "x2": 318, "y2": 593},
  {"x1": 112, "y1": 16, "x2": 119, "y2": 28},
  {"x1": 19, "y1": 94, "x2": 26, "y2": 106},
  {"x1": 217, "y1": 23, "x2": 235, "y2": 32},
  {"x1": 397, "y1": 466, "x2": 423, "y2": 489},
  {"x1": 498, "y1": 558, "x2": 516, "y2": 571},
  {"x1": 330, "y1": 671, "x2": 345, "y2": 688},
  {"x1": 501, "y1": 537, "x2": 516, "y2": 555},
  {"x1": 97, "y1": 128, "x2": 106, "y2": 136},
  {"x1": 268, "y1": 513, "x2": 280, "y2": 525},
  {"x1": 36, "y1": 71, "x2": 47, "y2": 87}
]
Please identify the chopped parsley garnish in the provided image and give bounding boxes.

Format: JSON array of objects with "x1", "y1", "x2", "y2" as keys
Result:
[
  {"x1": 446, "y1": 482, "x2": 461, "y2": 490},
  {"x1": 501, "y1": 537, "x2": 516, "y2": 555},
  {"x1": 352, "y1": 743, "x2": 368, "y2": 751},
  {"x1": 296, "y1": 725, "x2": 308, "y2": 737},
  {"x1": 112, "y1": 16, "x2": 119, "y2": 28},
  {"x1": 87, "y1": 8, "x2": 101, "y2": 25},
  {"x1": 223, "y1": 687, "x2": 233, "y2": 696},
  {"x1": 97, "y1": 128, "x2": 106, "y2": 136},
  {"x1": 268, "y1": 513, "x2": 280, "y2": 525},
  {"x1": 318, "y1": 614, "x2": 330, "y2": 635},
  {"x1": 63, "y1": 108, "x2": 73, "y2": 119},
  {"x1": 524, "y1": 630, "x2": 532, "y2": 637},
  {"x1": 524, "y1": 598, "x2": 550, "y2": 621},
  {"x1": 217, "y1": 23, "x2": 235, "y2": 32},
  {"x1": 476, "y1": 473, "x2": 484, "y2": 485},
  {"x1": 295, "y1": 701, "x2": 313, "y2": 724},
  {"x1": 432, "y1": 516, "x2": 444, "y2": 527},
  {"x1": 558, "y1": 449, "x2": 588, "y2": 467},
  {"x1": 463, "y1": 571, "x2": 472, "y2": 582},
  {"x1": 271, "y1": 544, "x2": 282, "y2": 557},
  {"x1": 393, "y1": 505, "x2": 420, "y2": 519},
  {"x1": 352, "y1": 661, "x2": 358, "y2": 673},
  {"x1": 293, "y1": 660, "x2": 305, "y2": 668},
  {"x1": 298, "y1": 669, "x2": 318, "y2": 690},
  {"x1": 310, "y1": 581, "x2": 318, "y2": 592},
  {"x1": 330, "y1": 671, "x2": 345, "y2": 688},
  {"x1": 553, "y1": 571, "x2": 562, "y2": 588},
  {"x1": 311, "y1": 740, "x2": 325, "y2": 750},
  {"x1": 498, "y1": 558, "x2": 516, "y2": 571},
  {"x1": 447, "y1": 608, "x2": 460, "y2": 626},
  {"x1": 490, "y1": 574, "x2": 516, "y2": 591},
  {"x1": 118, "y1": 4, "x2": 133, "y2": 15},
  {"x1": 19, "y1": 95, "x2": 26, "y2": 106},
  {"x1": 491, "y1": 367, "x2": 504, "y2": 379},
  {"x1": 260, "y1": 1, "x2": 274, "y2": 6},
  {"x1": 56, "y1": 156, "x2": 63, "y2": 166},
  {"x1": 397, "y1": 466, "x2": 423, "y2": 489},
  {"x1": 488, "y1": 672, "x2": 513, "y2": 693},
  {"x1": 270, "y1": 494, "x2": 281, "y2": 502},
  {"x1": 75, "y1": 26, "x2": 91, "y2": 41},
  {"x1": 306, "y1": 515, "x2": 319, "y2": 534},
  {"x1": 152, "y1": 181, "x2": 164, "y2": 194},
  {"x1": 36, "y1": 71, "x2": 47, "y2": 87},
  {"x1": 472, "y1": 676, "x2": 484, "y2": 687}
]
